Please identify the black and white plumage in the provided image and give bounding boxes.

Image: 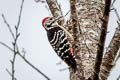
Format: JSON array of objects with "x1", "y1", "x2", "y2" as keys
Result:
[{"x1": 42, "y1": 17, "x2": 77, "y2": 72}]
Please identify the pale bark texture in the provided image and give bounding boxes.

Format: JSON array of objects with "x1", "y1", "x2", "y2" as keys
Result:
[
  {"x1": 46, "y1": 0, "x2": 64, "y2": 25},
  {"x1": 45, "y1": 0, "x2": 120, "y2": 80},
  {"x1": 70, "y1": 0, "x2": 105, "y2": 80},
  {"x1": 46, "y1": 0, "x2": 62, "y2": 18}
]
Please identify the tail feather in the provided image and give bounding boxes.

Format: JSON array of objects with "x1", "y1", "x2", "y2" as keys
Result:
[
  {"x1": 64, "y1": 54, "x2": 77, "y2": 73},
  {"x1": 70, "y1": 57, "x2": 77, "y2": 73}
]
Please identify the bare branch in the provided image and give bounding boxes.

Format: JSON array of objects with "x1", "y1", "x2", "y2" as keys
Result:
[
  {"x1": 34, "y1": 0, "x2": 45, "y2": 3},
  {"x1": 16, "y1": 0, "x2": 24, "y2": 29},
  {"x1": 111, "y1": 0, "x2": 117, "y2": 7},
  {"x1": 117, "y1": 74, "x2": 120, "y2": 80},
  {"x1": 113, "y1": 8, "x2": 120, "y2": 21},
  {"x1": 59, "y1": 67, "x2": 69, "y2": 72},
  {"x1": 6, "y1": 69, "x2": 17, "y2": 80},
  {"x1": 11, "y1": 36, "x2": 17, "y2": 80},
  {"x1": 56, "y1": 61, "x2": 62, "y2": 65},
  {"x1": 6, "y1": 69, "x2": 12, "y2": 77},
  {"x1": 93, "y1": 0, "x2": 112, "y2": 80},
  {"x1": 52, "y1": 10, "x2": 70, "y2": 22},
  {"x1": 1, "y1": 14, "x2": 15, "y2": 39},
  {"x1": 98, "y1": 5, "x2": 120, "y2": 80},
  {"x1": 0, "y1": 41, "x2": 13, "y2": 52},
  {"x1": 17, "y1": 52, "x2": 50, "y2": 80},
  {"x1": 99, "y1": 25, "x2": 120, "y2": 80}
]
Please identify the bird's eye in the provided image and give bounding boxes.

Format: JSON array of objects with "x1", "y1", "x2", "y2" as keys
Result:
[{"x1": 50, "y1": 18, "x2": 52, "y2": 20}]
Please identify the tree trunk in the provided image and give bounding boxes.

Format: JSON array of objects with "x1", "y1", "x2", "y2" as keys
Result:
[{"x1": 70, "y1": 0, "x2": 105, "y2": 80}]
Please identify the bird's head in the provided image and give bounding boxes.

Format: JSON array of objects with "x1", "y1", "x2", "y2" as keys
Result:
[
  {"x1": 42, "y1": 17, "x2": 55, "y2": 27},
  {"x1": 42, "y1": 17, "x2": 50, "y2": 27}
]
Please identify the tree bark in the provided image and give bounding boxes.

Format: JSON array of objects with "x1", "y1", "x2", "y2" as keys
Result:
[
  {"x1": 93, "y1": 0, "x2": 111, "y2": 80},
  {"x1": 99, "y1": 24, "x2": 120, "y2": 80},
  {"x1": 46, "y1": 0, "x2": 64, "y2": 25},
  {"x1": 69, "y1": 0, "x2": 84, "y2": 80},
  {"x1": 70, "y1": 0, "x2": 105, "y2": 79}
]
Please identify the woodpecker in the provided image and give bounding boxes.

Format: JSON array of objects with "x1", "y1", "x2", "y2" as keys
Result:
[{"x1": 42, "y1": 17, "x2": 77, "y2": 72}]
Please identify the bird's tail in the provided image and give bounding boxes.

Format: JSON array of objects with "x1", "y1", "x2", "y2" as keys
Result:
[
  {"x1": 65, "y1": 54, "x2": 77, "y2": 73},
  {"x1": 70, "y1": 57, "x2": 77, "y2": 73}
]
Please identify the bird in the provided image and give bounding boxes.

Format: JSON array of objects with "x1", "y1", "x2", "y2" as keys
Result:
[{"x1": 42, "y1": 17, "x2": 77, "y2": 72}]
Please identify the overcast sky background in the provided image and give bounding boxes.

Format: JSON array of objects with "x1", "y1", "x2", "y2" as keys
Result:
[{"x1": 0, "y1": 0, "x2": 120, "y2": 80}]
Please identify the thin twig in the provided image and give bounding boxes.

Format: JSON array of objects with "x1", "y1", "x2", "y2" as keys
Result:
[
  {"x1": 34, "y1": 0, "x2": 45, "y2": 3},
  {"x1": 16, "y1": 0, "x2": 24, "y2": 29},
  {"x1": 1, "y1": 14, "x2": 15, "y2": 40},
  {"x1": 117, "y1": 75, "x2": 120, "y2": 80},
  {"x1": 111, "y1": 0, "x2": 116, "y2": 7},
  {"x1": 113, "y1": 8, "x2": 120, "y2": 21},
  {"x1": 6, "y1": 69, "x2": 17, "y2": 80},
  {"x1": 50, "y1": 10, "x2": 70, "y2": 25},
  {"x1": 17, "y1": 52, "x2": 50, "y2": 80},
  {"x1": 0, "y1": 41, "x2": 13, "y2": 52},
  {"x1": 57, "y1": 10, "x2": 70, "y2": 20},
  {"x1": 56, "y1": 61, "x2": 63, "y2": 65},
  {"x1": 59, "y1": 67, "x2": 69, "y2": 72},
  {"x1": 99, "y1": 22, "x2": 120, "y2": 80},
  {"x1": 6, "y1": 69, "x2": 12, "y2": 77}
]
